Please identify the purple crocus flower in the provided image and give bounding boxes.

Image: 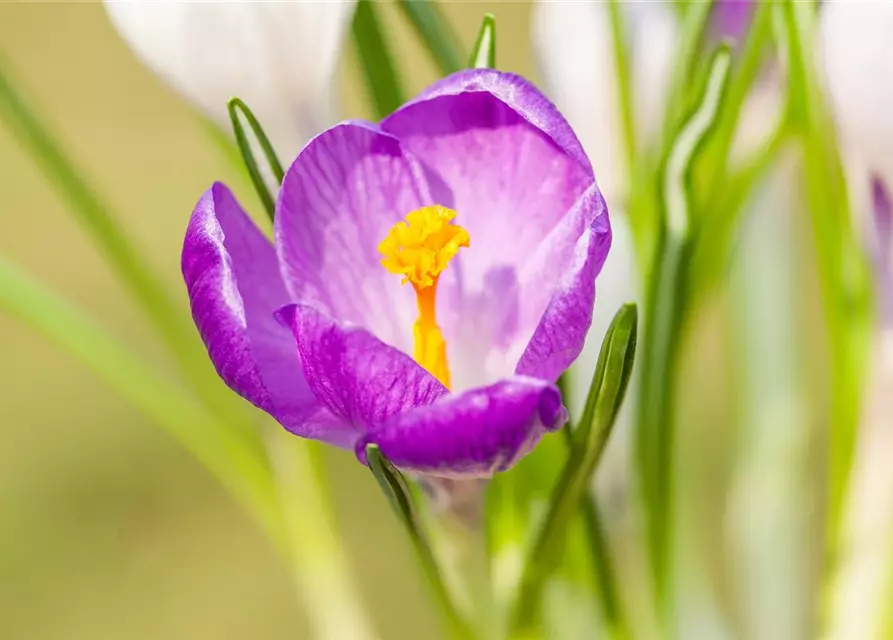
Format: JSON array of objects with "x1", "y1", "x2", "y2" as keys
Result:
[{"x1": 181, "y1": 70, "x2": 611, "y2": 478}]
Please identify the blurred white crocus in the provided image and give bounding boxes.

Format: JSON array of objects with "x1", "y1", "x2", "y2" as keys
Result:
[
  {"x1": 104, "y1": 0, "x2": 356, "y2": 161},
  {"x1": 819, "y1": 4, "x2": 893, "y2": 638},
  {"x1": 820, "y1": 1, "x2": 893, "y2": 323},
  {"x1": 532, "y1": 1, "x2": 679, "y2": 213}
]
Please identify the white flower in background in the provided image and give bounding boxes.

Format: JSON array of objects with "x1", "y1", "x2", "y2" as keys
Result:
[
  {"x1": 532, "y1": 1, "x2": 679, "y2": 211},
  {"x1": 820, "y1": 0, "x2": 893, "y2": 321},
  {"x1": 820, "y1": 4, "x2": 893, "y2": 639},
  {"x1": 104, "y1": 0, "x2": 357, "y2": 161}
]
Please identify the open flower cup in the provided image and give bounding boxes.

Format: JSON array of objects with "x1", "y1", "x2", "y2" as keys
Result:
[{"x1": 182, "y1": 69, "x2": 612, "y2": 479}]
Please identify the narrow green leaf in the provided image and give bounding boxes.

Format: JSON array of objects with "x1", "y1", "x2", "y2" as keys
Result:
[
  {"x1": 0, "y1": 55, "x2": 255, "y2": 437},
  {"x1": 352, "y1": 0, "x2": 406, "y2": 120},
  {"x1": 698, "y1": 0, "x2": 774, "y2": 220},
  {"x1": 0, "y1": 56, "x2": 189, "y2": 360},
  {"x1": 636, "y1": 46, "x2": 732, "y2": 615},
  {"x1": 778, "y1": 0, "x2": 873, "y2": 596},
  {"x1": 0, "y1": 256, "x2": 282, "y2": 542},
  {"x1": 365, "y1": 445, "x2": 472, "y2": 639},
  {"x1": 227, "y1": 97, "x2": 286, "y2": 221},
  {"x1": 607, "y1": 0, "x2": 636, "y2": 181},
  {"x1": 468, "y1": 13, "x2": 496, "y2": 69},
  {"x1": 510, "y1": 304, "x2": 638, "y2": 634},
  {"x1": 398, "y1": 0, "x2": 464, "y2": 76},
  {"x1": 661, "y1": 0, "x2": 715, "y2": 145}
]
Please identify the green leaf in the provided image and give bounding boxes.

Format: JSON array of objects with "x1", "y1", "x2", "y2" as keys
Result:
[
  {"x1": 398, "y1": 0, "x2": 464, "y2": 76},
  {"x1": 0, "y1": 56, "x2": 190, "y2": 362},
  {"x1": 365, "y1": 445, "x2": 472, "y2": 639},
  {"x1": 352, "y1": 0, "x2": 406, "y2": 120},
  {"x1": 661, "y1": 0, "x2": 715, "y2": 145},
  {"x1": 227, "y1": 97, "x2": 286, "y2": 221},
  {"x1": 468, "y1": 13, "x2": 496, "y2": 69},
  {"x1": 778, "y1": 0, "x2": 873, "y2": 577},
  {"x1": 0, "y1": 55, "x2": 254, "y2": 435},
  {"x1": 636, "y1": 46, "x2": 732, "y2": 617},
  {"x1": 607, "y1": 0, "x2": 636, "y2": 181},
  {"x1": 0, "y1": 255, "x2": 281, "y2": 542},
  {"x1": 510, "y1": 304, "x2": 638, "y2": 634}
]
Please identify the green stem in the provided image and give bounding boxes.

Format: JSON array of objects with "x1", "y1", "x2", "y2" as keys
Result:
[
  {"x1": 636, "y1": 48, "x2": 732, "y2": 620},
  {"x1": 511, "y1": 305, "x2": 637, "y2": 635},
  {"x1": 270, "y1": 437, "x2": 379, "y2": 640},
  {"x1": 365, "y1": 445, "x2": 473, "y2": 640},
  {"x1": 579, "y1": 499, "x2": 625, "y2": 639},
  {"x1": 559, "y1": 422, "x2": 627, "y2": 638}
]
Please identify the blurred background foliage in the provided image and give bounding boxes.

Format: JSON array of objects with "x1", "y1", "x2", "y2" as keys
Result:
[{"x1": 0, "y1": 2, "x2": 834, "y2": 639}]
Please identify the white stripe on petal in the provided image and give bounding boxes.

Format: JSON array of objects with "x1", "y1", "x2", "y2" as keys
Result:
[{"x1": 104, "y1": 0, "x2": 356, "y2": 161}]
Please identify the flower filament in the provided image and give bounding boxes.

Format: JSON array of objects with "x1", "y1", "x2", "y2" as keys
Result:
[{"x1": 378, "y1": 205, "x2": 470, "y2": 389}]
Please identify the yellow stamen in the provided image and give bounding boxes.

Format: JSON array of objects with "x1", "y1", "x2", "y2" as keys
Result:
[{"x1": 378, "y1": 205, "x2": 470, "y2": 388}]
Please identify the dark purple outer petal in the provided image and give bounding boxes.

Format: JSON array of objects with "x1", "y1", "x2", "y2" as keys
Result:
[
  {"x1": 275, "y1": 304, "x2": 448, "y2": 431},
  {"x1": 515, "y1": 186, "x2": 612, "y2": 381},
  {"x1": 356, "y1": 377, "x2": 567, "y2": 478},
  {"x1": 181, "y1": 184, "x2": 348, "y2": 444},
  {"x1": 274, "y1": 120, "x2": 433, "y2": 352}
]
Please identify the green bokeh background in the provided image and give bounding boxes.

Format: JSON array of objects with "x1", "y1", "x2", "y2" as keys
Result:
[{"x1": 0, "y1": 3, "x2": 534, "y2": 638}]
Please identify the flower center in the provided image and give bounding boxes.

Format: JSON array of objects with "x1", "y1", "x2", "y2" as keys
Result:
[{"x1": 378, "y1": 205, "x2": 470, "y2": 389}]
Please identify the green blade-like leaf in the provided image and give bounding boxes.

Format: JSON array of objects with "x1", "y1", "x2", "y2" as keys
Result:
[
  {"x1": 353, "y1": 0, "x2": 406, "y2": 120},
  {"x1": 778, "y1": 0, "x2": 873, "y2": 585},
  {"x1": 0, "y1": 255, "x2": 281, "y2": 542},
  {"x1": 227, "y1": 97, "x2": 286, "y2": 221},
  {"x1": 0, "y1": 56, "x2": 187, "y2": 358},
  {"x1": 636, "y1": 45, "x2": 732, "y2": 614},
  {"x1": 398, "y1": 0, "x2": 464, "y2": 76},
  {"x1": 365, "y1": 445, "x2": 472, "y2": 639},
  {"x1": 468, "y1": 13, "x2": 496, "y2": 69},
  {"x1": 0, "y1": 55, "x2": 252, "y2": 434},
  {"x1": 510, "y1": 304, "x2": 638, "y2": 634},
  {"x1": 607, "y1": 0, "x2": 635, "y2": 179}
]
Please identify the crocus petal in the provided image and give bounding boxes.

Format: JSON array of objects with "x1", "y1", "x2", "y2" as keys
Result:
[
  {"x1": 532, "y1": 1, "x2": 679, "y2": 208},
  {"x1": 104, "y1": 1, "x2": 355, "y2": 160},
  {"x1": 182, "y1": 183, "x2": 344, "y2": 442},
  {"x1": 275, "y1": 304, "x2": 448, "y2": 436},
  {"x1": 820, "y1": 2, "x2": 893, "y2": 189},
  {"x1": 515, "y1": 186, "x2": 612, "y2": 382},
  {"x1": 357, "y1": 377, "x2": 567, "y2": 478},
  {"x1": 381, "y1": 69, "x2": 594, "y2": 288},
  {"x1": 566, "y1": 211, "x2": 639, "y2": 416},
  {"x1": 274, "y1": 121, "x2": 434, "y2": 352},
  {"x1": 380, "y1": 70, "x2": 597, "y2": 389}
]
